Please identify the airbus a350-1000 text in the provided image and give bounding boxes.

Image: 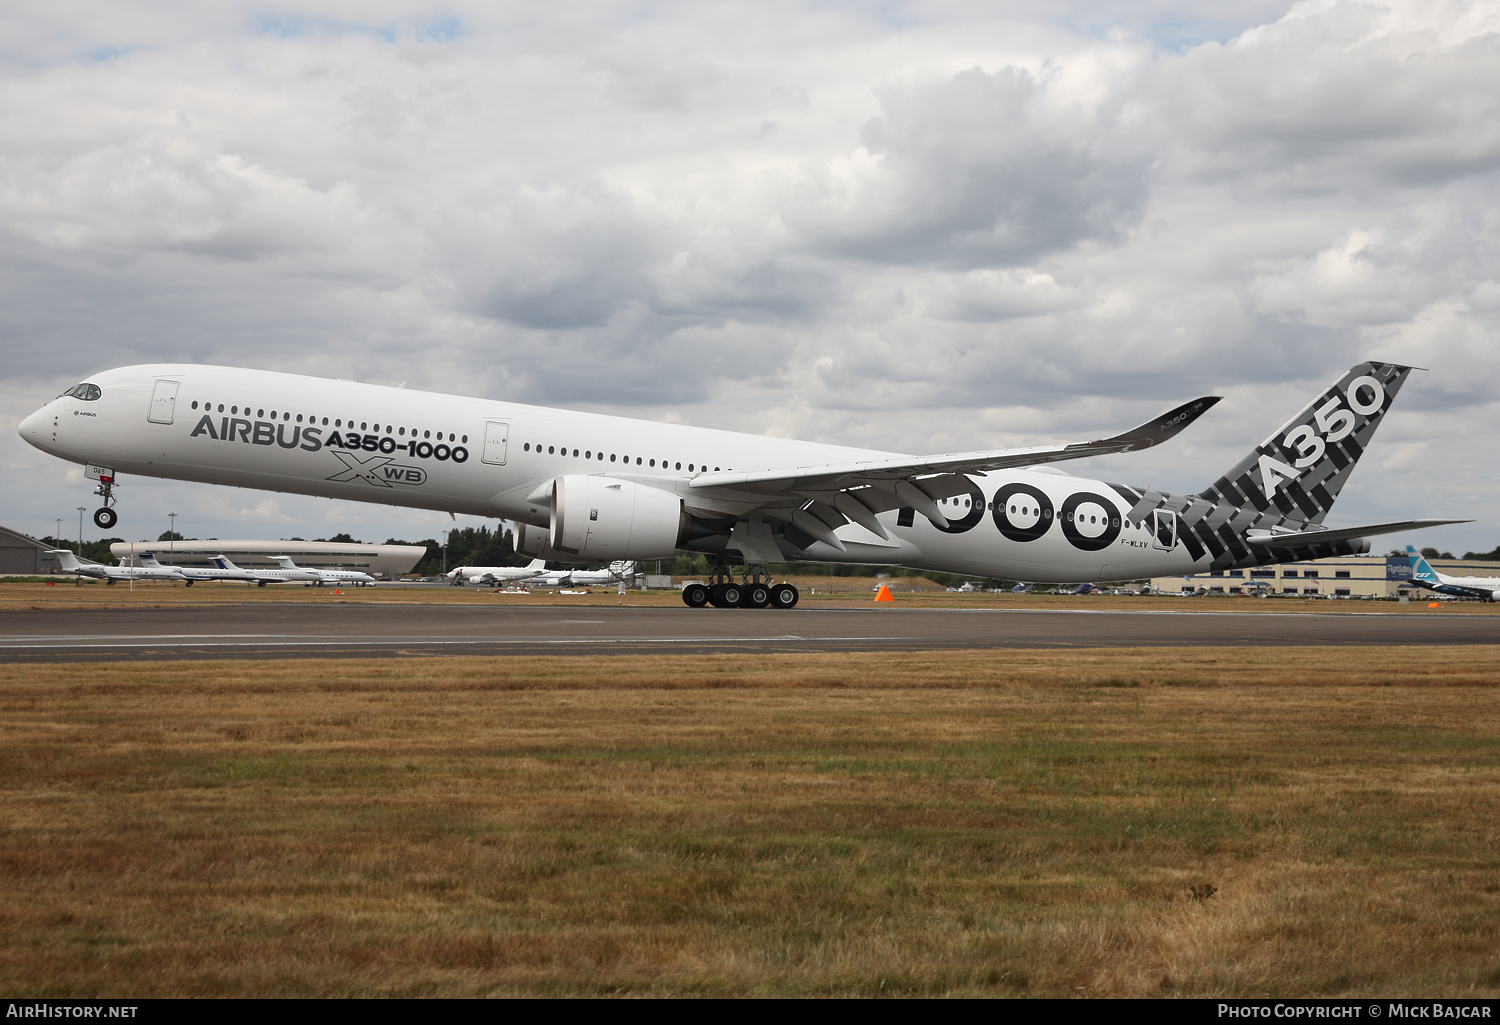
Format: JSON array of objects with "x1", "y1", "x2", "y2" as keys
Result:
[{"x1": 18, "y1": 362, "x2": 1462, "y2": 608}]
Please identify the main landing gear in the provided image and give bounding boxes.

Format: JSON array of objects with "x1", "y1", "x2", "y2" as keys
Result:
[
  {"x1": 681, "y1": 558, "x2": 799, "y2": 609},
  {"x1": 92, "y1": 472, "x2": 118, "y2": 530}
]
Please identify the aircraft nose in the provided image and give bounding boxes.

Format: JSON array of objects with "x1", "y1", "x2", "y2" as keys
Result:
[{"x1": 17, "y1": 405, "x2": 48, "y2": 447}]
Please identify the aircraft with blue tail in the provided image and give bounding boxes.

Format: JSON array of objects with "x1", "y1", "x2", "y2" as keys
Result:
[{"x1": 1405, "y1": 546, "x2": 1500, "y2": 601}]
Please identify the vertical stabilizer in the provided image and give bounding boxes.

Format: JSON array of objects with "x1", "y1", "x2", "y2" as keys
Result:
[
  {"x1": 1201, "y1": 362, "x2": 1414, "y2": 525},
  {"x1": 1405, "y1": 545, "x2": 1442, "y2": 586}
]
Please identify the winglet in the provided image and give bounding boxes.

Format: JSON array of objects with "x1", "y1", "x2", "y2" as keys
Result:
[{"x1": 1080, "y1": 396, "x2": 1221, "y2": 454}]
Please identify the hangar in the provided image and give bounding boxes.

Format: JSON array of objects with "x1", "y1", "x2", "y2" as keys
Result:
[{"x1": 0, "y1": 526, "x2": 63, "y2": 576}]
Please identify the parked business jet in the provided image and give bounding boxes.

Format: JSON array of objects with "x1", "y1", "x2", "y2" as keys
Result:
[
  {"x1": 19, "y1": 361, "x2": 1464, "y2": 609},
  {"x1": 50, "y1": 549, "x2": 185, "y2": 584},
  {"x1": 531, "y1": 560, "x2": 637, "y2": 588},
  {"x1": 209, "y1": 554, "x2": 321, "y2": 587},
  {"x1": 130, "y1": 551, "x2": 258, "y2": 587},
  {"x1": 446, "y1": 557, "x2": 549, "y2": 586},
  {"x1": 270, "y1": 555, "x2": 377, "y2": 587},
  {"x1": 1404, "y1": 546, "x2": 1500, "y2": 601}
]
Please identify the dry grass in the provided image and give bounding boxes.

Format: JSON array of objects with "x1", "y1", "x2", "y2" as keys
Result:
[
  {"x1": 5, "y1": 579, "x2": 1496, "y2": 614},
  {"x1": 2, "y1": 647, "x2": 1499, "y2": 997}
]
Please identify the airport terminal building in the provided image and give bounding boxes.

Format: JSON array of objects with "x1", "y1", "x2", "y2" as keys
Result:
[
  {"x1": 109, "y1": 540, "x2": 426, "y2": 578},
  {"x1": 1151, "y1": 555, "x2": 1500, "y2": 599}
]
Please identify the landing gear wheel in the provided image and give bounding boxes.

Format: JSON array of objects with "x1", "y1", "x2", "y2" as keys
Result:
[
  {"x1": 93, "y1": 507, "x2": 117, "y2": 530},
  {"x1": 743, "y1": 583, "x2": 771, "y2": 608},
  {"x1": 717, "y1": 583, "x2": 744, "y2": 607},
  {"x1": 770, "y1": 584, "x2": 800, "y2": 609},
  {"x1": 682, "y1": 583, "x2": 709, "y2": 608}
]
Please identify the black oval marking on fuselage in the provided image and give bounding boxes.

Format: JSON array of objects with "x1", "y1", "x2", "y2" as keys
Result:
[
  {"x1": 1059, "y1": 491, "x2": 1122, "y2": 552},
  {"x1": 991, "y1": 483, "x2": 1054, "y2": 543},
  {"x1": 932, "y1": 479, "x2": 987, "y2": 534}
]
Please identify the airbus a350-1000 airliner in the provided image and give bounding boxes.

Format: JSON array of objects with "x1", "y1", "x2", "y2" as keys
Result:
[{"x1": 18, "y1": 361, "x2": 1462, "y2": 608}]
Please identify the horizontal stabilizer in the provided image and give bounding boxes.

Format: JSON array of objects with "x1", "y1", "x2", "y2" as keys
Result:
[{"x1": 1246, "y1": 518, "x2": 1470, "y2": 548}]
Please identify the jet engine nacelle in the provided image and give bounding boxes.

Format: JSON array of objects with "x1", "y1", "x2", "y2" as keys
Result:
[
  {"x1": 514, "y1": 523, "x2": 585, "y2": 564},
  {"x1": 549, "y1": 475, "x2": 686, "y2": 560}
]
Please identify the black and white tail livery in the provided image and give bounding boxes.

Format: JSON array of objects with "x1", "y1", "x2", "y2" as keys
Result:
[{"x1": 1110, "y1": 363, "x2": 1425, "y2": 572}]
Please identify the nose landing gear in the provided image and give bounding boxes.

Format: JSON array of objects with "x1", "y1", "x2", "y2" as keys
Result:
[{"x1": 92, "y1": 472, "x2": 118, "y2": 530}]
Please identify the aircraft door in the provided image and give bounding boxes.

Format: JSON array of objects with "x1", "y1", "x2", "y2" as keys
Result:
[
  {"x1": 481, "y1": 421, "x2": 509, "y2": 465},
  {"x1": 148, "y1": 380, "x2": 179, "y2": 424},
  {"x1": 1152, "y1": 509, "x2": 1177, "y2": 551}
]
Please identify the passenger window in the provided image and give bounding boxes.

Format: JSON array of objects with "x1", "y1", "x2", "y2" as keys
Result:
[
  {"x1": 385, "y1": 426, "x2": 392, "y2": 434},
  {"x1": 636, "y1": 457, "x2": 642, "y2": 465},
  {"x1": 549, "y1": 446, "x2": 555, "y2": 454},
  {"x1": 586, "y1": 451, "x2": 591, "y2": 458},
  {"x1": 232, "y1": 406, "x2": 239, "y2": 414},
  {"x1": 610, "y1": 454, "x2": 616, "y2": 462},
  {"x1": 573, "y1": 449, "x2": 579, "y2": 457},
  {"x1": 361, "y1": 422, "x2": 368, "y2": 431},
  {"x1": 675, "y1": 462, "x2": 681, "y2": 470},
  {"x1": 218, "y1": 404, "x2": 224, "y2": 413}
]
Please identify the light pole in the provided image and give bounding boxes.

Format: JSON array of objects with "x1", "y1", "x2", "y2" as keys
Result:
[
  {"x1": 76, "y1": 507, "x2": 85, "y2": 556},
  {"x1": 168, "y1": 512, "x2": 177, "y2": 585},
  {"x1": 55, "y1": 518, "x2": 62, "y2": 546}
]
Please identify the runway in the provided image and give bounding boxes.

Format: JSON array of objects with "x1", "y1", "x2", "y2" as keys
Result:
[{"x1": 2, "y1": 603, "x2": 1498, "y2": 661}]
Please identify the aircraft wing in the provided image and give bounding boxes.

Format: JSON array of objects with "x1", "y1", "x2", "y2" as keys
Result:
[
  {"x1": 681, "y1": 396, "x2": 1219, "y2": 542},
  {"x1": 692, "y1": 396, "x2": 1219, "y2": 497},
  {"x1": 1245, "y1": 518, "x2": 1471, "y2": 548}
]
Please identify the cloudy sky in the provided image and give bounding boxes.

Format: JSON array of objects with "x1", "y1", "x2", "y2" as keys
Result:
[{"x1": 3, "y1": 0, "x2": 1498, "y2": 555}]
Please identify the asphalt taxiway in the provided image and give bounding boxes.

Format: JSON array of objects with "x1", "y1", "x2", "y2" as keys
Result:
[{"x1": 2, "y1": 603, "x2": 1498, "y2": 662}]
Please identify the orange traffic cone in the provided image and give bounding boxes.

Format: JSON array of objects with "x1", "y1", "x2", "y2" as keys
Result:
[{"x1": 874, "y1": 583, "x2": 894, "y2": 602}]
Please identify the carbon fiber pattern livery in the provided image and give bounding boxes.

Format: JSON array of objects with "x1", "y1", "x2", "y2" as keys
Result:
[{"x1": 1106, "y1": 363, "x2": 1412, "y2": 572}]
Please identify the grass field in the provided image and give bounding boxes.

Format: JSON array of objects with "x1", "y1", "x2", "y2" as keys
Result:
[{"x1": 2, "y1": 646, "x2": 1498, "y2": 997}]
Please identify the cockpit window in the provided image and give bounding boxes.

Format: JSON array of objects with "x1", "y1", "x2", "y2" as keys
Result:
[{"x1": 61, "y1": 384, "x2": 101, "y2": 401}]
